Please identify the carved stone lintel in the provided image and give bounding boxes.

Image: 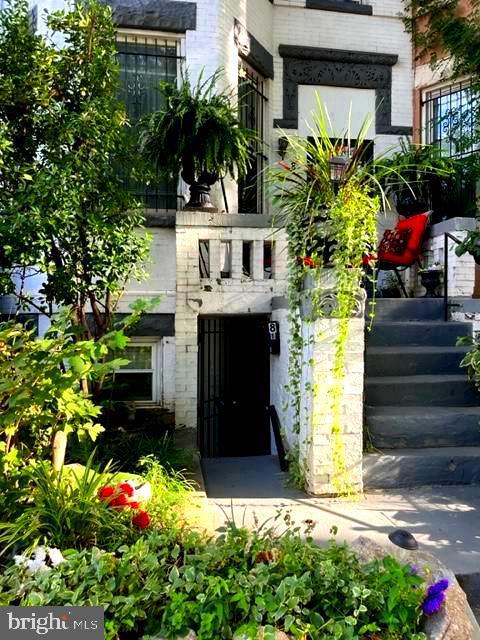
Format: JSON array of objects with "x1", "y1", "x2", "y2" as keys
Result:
[
  {"x1": 109, "y1": 0, "x2": 197, "y2": 32},
  {"x1": 274, "y1": 45, "x2": 412, "y2": 136}
]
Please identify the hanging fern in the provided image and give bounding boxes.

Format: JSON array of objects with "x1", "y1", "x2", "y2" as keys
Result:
[{"x1": 139, "y1": 69, "x2": 256, "y2": 181}]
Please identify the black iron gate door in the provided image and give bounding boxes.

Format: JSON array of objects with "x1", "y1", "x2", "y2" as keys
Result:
[{"x1": 198, "y1": 316, "x2": 271, "y2": 458}]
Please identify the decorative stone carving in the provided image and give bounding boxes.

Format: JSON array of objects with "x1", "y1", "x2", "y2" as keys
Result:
[
  {"x1": 301, "y1": 269, "x2": 366, "y2": 319},
  {"x1": 108, "y1": 0, "x2": 197, "y2": 33},
  {"x1": 274, "y1": 45, "x2": 412, "y2": 136},
  {"x1": 234, "y1": 19, "x2": 274, "y2": 79}
]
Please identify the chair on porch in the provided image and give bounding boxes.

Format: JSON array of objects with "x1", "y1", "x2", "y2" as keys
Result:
[{"x1": 364, "y1": 211, "x2": 431, "y2": 298}]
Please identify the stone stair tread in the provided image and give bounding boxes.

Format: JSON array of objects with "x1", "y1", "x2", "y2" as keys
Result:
[
  {"x1": 367, "y1": 345, "x2": 469, "y2": 354},
  {"x1": 366, "y1": 374, "x2": 470, "y2": 383},
  {"x1": 365, "y1": 446, "x2": 480, "y2": 458},
  {"x1": 368, "y1": 320, "x2": 472, "y2": 327},
  {"x1": 366, "y1": 405, "x2": 480, "y2": 415}
]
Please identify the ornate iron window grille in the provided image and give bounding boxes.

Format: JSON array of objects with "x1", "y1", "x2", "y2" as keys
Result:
[
  {"x1": 116, "y1": 33, "x2": 183, "y2": 211},
  {"x1": 423, "y1": 80, "x2": 479, "y2": 158},
  {"x1": 422, "y1": 80, "x2": 479, "y2": 222},
  {"x1": 238, "y1": 60, "x2": 268, "y2": 214}
]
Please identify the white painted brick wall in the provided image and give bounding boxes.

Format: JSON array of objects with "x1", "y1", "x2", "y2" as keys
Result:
[{"x1": 174, "y1": 213, "x2": 287, "y2": 429}]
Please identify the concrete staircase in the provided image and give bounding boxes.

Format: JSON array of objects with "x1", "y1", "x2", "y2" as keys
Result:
[{"x1": 363, "y1": 298, "x2": 480, "y2": 489}]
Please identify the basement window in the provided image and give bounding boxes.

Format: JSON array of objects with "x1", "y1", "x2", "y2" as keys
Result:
[
  {"x1": 112, "y1": 341, "x2": 158, "y2": 403},
  {"x1": 199, "y1": 240, "x2": 210, "y2": 278},
  {"x1": 221, "y1": 241, "x2": 232, "y2": 278},
  {"x1": 242, "y1": 241, "x2": 253, "y2": 277}
]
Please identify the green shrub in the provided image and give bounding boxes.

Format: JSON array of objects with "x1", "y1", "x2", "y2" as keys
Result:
[
  {"x1": 0, "y1": 319, "x2": 129, "y2": 481},
  {"x1": 138, "y1": 455, "x2": 194, "y2": 527},
  {"x1": 0, "y1": 522, "x2": 427, "y2": 640},
  {"x1": 75, "y1": 430, "x2": 195, "y2": 475},
  {"x1": 0, "y1": 457, "x2": 135, "y2": 554}
]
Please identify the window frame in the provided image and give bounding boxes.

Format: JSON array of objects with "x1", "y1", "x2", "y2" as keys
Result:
[
  {"x1": 238, "y1": 59, "x2": 268, "y2": 214},
  {"x1": 114, "y1": 337, "x2": 162, "y2": 405},
  {"x1": 422, "y1": 78, "x2": 479, "y2": 158},
  {"x1": 115, "y1": 29, "x2": 184, "y2": 211}
]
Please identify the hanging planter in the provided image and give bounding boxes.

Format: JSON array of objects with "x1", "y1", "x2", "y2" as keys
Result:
[{"x1": 139, "y1": 70, "x2": 255, "y2": 212}]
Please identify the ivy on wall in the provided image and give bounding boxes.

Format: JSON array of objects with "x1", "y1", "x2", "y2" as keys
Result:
[{"x1": 403, "y1": 0, "x2": 480, "y2": 80}]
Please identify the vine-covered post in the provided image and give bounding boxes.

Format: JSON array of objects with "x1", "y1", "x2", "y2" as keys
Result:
[{"x1": 298, "y1": 276, "x2": 366, "y2": 496}]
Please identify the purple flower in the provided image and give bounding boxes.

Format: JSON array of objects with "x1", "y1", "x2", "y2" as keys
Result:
[
  {"x1": 422, "y1": 591, "x2": 446, "y2": 616},
  {"x1": 421, "y1": 579, "x2": 449, "y2": 616},
  {"x1": 428, "y1": 579, "x2": 449, "y2": 597},
  {"x1": 409, "y1": 564, "x2": 419, "y2": 575}
]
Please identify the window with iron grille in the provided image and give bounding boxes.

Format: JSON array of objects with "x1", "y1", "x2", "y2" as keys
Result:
[
  {"x1": 424, "y1": 80, "x2": 479, "y2": 158},
  {"x1": 423, "y1": 81, "x2": 479, "y2": 221},
  {"x1": 116, "y1": 33, "x2": 182, "y2": 211},
  {"x1": 238, "y1": 60, "x2": 267, "y2": 214}
]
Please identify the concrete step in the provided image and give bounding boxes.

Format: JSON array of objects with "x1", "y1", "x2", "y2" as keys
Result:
[
  {"x1": 366, "y1": 406, "x2": 480, "y2": 449},
  {"x1": 363, "y1": 447, "x2": 480, "y2": 489},
  {"x1": 366, "y1": 346, "x2": 469, "y2": 377},
  {"x1": 367, "y1": 321, "x2": 473, "y2": 347},
  {"x1": 366, "y1": 298, "x2": 445, "y2": 322},
  {"x1": 365, "y1": 374, "x2": 479, "y2": 407}
]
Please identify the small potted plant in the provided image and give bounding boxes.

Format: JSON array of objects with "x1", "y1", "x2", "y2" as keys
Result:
[
  {"x1": 139, "y1": 70, "x2": 255, "y2": 210},
  {"x1": 418, "y1": 262, "x2": 443, "y2": 297}
]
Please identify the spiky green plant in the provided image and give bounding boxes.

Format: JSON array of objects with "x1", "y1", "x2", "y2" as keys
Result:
[{"x1": 139, "y1": 69, "x2": 255, "y2": 182}]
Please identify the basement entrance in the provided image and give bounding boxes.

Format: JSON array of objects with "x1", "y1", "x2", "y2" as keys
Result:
[{"x1": 198, "y1": 315, "x2": 271, "y2": 457}]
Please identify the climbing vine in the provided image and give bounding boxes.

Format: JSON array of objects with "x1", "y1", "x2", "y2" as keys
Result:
[
  {"x1": 269, "y1": 101, "x2": 385, "y2": 494},
  {"x1": 403, "y1": 0, "x2": 480, "y2": 80}
]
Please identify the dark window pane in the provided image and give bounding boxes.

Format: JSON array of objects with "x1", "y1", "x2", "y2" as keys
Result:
[
  {"x1": 112, "y1": 372, "x2": 153, "y2": 401},
  {"x1": 264, "y1": 241, "x2": 273, "y2": 279},
  {"x1": 238, "y1": 61, "x2": 267, "y2": 214},
  {"x1": 242, "y1": 241, "x2": 252, "y2": 277},
  {"x1": 116, "y1": 35, "x2": 181, "y2": 210}
]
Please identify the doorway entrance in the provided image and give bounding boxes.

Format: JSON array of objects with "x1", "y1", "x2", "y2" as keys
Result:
[{"x1": 198, "y1": 315, "x2": 271, "y2": 458}]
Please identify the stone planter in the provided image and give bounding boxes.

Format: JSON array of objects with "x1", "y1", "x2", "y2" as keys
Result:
[
  {"x1": 181, "y1": 164, "x2": 218, "y2": 211},
  {"x1": 301, "y1": 268, "x2": 366, "y2": 320},
  {"x1": 351, "y1": 537, "x2": 480, "y2": 640}
]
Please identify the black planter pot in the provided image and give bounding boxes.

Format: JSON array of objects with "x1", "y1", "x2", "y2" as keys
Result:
[
  {"x1": 182, "y1": 162, "x2": 218, "y2": 211},
  {"x1": 472, "y1": 252, "x2": 480, "y2": 266}
]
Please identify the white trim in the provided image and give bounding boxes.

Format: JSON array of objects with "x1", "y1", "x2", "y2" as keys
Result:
[
  {"x1": 116, "y1": 27, "x2": 183, "y2": 42},
  {"x1": 116, "y1": 337, "x2": 163, "y2": 405}
]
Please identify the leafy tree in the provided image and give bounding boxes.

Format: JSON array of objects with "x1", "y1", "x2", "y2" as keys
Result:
[{"x1": 0, "y1": 0, "x2": 150, "y2": 339}]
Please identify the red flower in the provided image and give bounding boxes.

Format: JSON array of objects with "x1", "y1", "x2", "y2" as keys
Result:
[
  {"x1": 302, "y1": 256, "x2": 315, "y2": 268},
  {"x1": 98, "y1": 486, "x2": 115, "y2": 501},
  {"x1": 111, "y1": 493, "x2": 129, "y2": 508},
  {"x1": 117, "y1": 482, "x2": 134, "y2": 497},
  {"x1": 132, "y1": 511, "x2": 151, "y2": 529},
  {"x1": 129, "y1": 501, "x2": 140, "y2": 510}
]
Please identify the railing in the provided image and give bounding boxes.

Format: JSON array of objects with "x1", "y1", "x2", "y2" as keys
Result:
[
  {"x1": 268, "y1": 405, "x2": 289, "y2": 471},
  {"x1": 443, "y1": 232, "x2": 463, "y2": 321}
]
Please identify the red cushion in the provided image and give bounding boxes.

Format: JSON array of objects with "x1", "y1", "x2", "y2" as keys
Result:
[{"x1": 378, "y1": 212, "x2": 429, "y2": 266}]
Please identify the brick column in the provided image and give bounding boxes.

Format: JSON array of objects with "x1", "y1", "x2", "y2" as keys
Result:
[{"x1": 299, "y1": 308, "x2": 365, "y2": 496}]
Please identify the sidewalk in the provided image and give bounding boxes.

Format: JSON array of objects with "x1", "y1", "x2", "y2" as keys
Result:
[{"x1": 203, "y1": 456, "x2": 480, "y2": 575}]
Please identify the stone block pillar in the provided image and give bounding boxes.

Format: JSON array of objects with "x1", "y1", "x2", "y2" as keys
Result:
[{"x1": 299, "y1": 315, "x2": 365, "y2": 496}]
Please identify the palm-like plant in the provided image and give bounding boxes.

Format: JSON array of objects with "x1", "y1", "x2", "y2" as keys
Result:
[{"x1": 140, "y1": 70, "x2": 255, "y2": 210}]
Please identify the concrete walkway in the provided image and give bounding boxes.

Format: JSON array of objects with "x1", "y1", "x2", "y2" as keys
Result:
[{"x1": 202, "y1": 456, "x2": 480, "y2": 575}]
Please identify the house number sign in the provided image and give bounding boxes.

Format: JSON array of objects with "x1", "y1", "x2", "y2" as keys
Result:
[{"x1": 268, "y1": 321, "x2": 280, "y2": 355}]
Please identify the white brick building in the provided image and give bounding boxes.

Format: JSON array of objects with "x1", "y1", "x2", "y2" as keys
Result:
[{"x1": 14, "y1": 0, "x2": 418, "y2": 471}]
